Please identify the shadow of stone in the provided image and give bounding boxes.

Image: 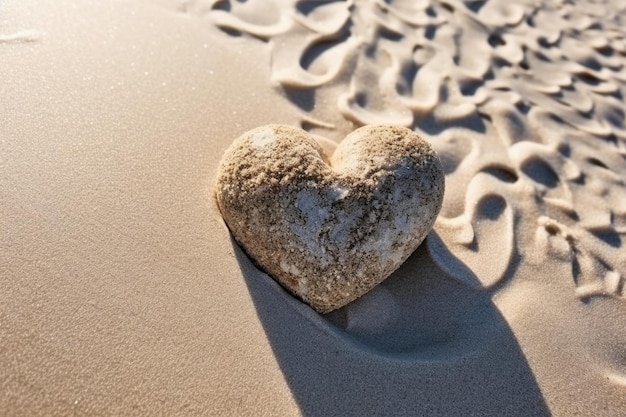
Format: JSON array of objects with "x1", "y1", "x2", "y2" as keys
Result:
[{"x1": 231, "y1": 236, "x2": 551, "y2": 417}]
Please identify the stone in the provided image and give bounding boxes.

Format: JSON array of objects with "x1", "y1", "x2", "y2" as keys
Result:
[{"x1": 215, "y1": 124, "x2": 445, "y2": 313}]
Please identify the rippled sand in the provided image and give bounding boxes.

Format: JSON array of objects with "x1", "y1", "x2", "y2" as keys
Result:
[{"x1": 1, "y1": 0, "x2": 625, "y2": 415}]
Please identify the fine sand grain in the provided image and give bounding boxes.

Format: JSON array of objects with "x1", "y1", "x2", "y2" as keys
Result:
[{"x1": 1, "y1": 0, "x2": 626, "y2": 416}]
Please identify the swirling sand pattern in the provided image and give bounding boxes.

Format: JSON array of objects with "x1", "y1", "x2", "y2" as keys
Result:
[{"x1": 197, "y1": 0, "x2": 626, "y2": 298}]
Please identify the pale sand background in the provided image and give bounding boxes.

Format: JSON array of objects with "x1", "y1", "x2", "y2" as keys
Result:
[{"x1": 1, "y1": 0, "x2": 626, "y2": 416}]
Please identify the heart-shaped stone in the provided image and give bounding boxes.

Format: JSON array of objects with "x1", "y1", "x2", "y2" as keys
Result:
[{"x1": 215, "y1": 124, "x2": 444, "y2": 313}]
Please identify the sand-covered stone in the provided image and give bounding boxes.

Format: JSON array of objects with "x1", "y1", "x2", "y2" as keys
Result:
[{"x1": 215, "y1": 124, "x2": 444, "y2": 313}]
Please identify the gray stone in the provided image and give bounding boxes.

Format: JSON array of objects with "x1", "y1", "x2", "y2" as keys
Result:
[{"x1": 215, "y1": 124, "x2": 445, "y2": 313}]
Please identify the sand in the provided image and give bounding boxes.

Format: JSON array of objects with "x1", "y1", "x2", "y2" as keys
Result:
[{"x1": 1, "y1": 0, "x2": 625, "y2": 416}]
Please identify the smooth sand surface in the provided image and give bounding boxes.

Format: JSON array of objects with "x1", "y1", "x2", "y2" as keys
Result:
[{"x1": 1, "y1": 0, "x2": 626, "y2": 416}]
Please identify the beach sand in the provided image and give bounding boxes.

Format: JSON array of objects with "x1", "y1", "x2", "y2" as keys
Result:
[{"x1": 1, "y1": 0, "x2": 625, "y2": 415}]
